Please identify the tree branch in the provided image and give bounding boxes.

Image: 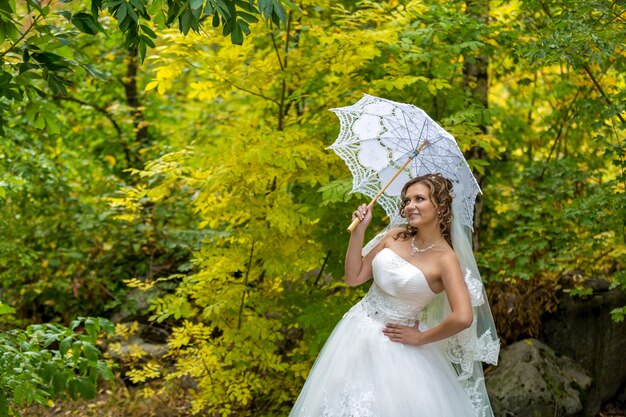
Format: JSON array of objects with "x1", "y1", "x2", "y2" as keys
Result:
[
  {"x1": 0, "y1": 15, "x2": 41, "y2": 59},
  {"x1": 582, "y1": 64, "x2": 626, "y2": 125},
  {"x1": 535, "y1": 2, "x2": 625, "y2": 126},
  {"x1": 53, "y1": 94, "x2": 124, "y2": 138},
  {"x1": 270, "y1": 27, "x2": 285, "y2": 72},
  {"x1": 211, "y1": 68, "x2": 279, "y2": 104},
  {"x1": 540, "y1": 88, "x2": 583, "y2": 179},
  {"x1": 537, "y1": 0, "x2": 553, "y2": 18},
  {"x1": 237, "y1": 240, "x2": 255, "y2": 330},
  {"x1": 309, "y1": 251, "x2": 331, "y2": 294},
  {"x1": 277, "y1": 12, "x2": 292, "y2": 131},
  {"x1": 54, "y1": 94, "x2": 133, "y2": 167},
  {"x1": 230, "y1": 83, "x2": 280, "y2": 105}
]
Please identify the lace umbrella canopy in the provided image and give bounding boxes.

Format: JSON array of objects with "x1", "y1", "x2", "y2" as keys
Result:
[{"x1": 328, "y1": 94, "x2": 481, "y2": 230}]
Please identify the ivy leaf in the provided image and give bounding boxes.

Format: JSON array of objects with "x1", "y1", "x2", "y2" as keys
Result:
[
  {"x1": 0, "y1": 303, "x2": 15, "y2": 315},
  {"x1": 75, "y1": 377, "x2": 97, "y2": 399},
  {"x1": 59, "y1": 336, "x2": 73, "y2": 356},
  {"x1": 117, "y1": 2, "x2": 128, "y2": 23},
  {"x1": 47, "y1": 74, "x2": 69, "y2": 95},
  {"x1": 190, "y1": 0, "x2": 204, "y2": 11},
  {"x1": 52, "y1": 371, "x2": 69, "y2": 393},
  {"x1": 138, "y1": 38, "x2": 147, "y2": 62},
  {"x1": 222, "y1": 13, "x2": 235, "y2": 36},
  {"x1": 82, "y1": 343, "x2": 100, "y2": 362},
  {"x1": 71, "y1": 12, "x2": 101, "y2": 35},
  {"x1": 83, "y1": 63, "x2": 107, "y2": 80},
  {"x1": 231, "y1": 20, "x2": 244, "y2": 45},
  {"x1": 237, "y1": 10, "x2": 258, "y2": 24},
  {"x1": 129, "y1": 0, "x2": 145, "y2": 12},
  {"x1": 141, "y1": 34, "x2": 155, "y2": 48},
  {"x1": 140, "y1": 23, "x2": 157, "y2": 39},
  {"x1": 270, "y1": 0, "x2": 286, "y2": 23},
  {"x1": 56, "y1": 10, "x2": 72, "y2": 21}
]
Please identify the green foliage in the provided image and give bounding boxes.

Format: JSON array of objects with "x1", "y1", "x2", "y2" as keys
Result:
[
  {"x1": 0, "y1": 303, "x2": 15, "y2": 316},
  {"x1": 482, "y1": 0, "x2": 625, "y2": 280},
  {"x1": 0, "y1": 315, "x2": 114, "y2": 416},
  {"x1": 479, "y1": 160, "x2": 624, "y2": 281},
  {"x1": 609, "y1": 265, "x2": 626, "y2": 322},
  {"x1": 95, "y1": 0, "x2": 625, "y2": 411},
  {"x1": 0, "y1": 0, "x2": 624, "y2": 414},
  {"x1": 117, "y1": 0, "x2": 516, "y2": 414},
  {"x1": 120, "y1": 128, "x2": 333, "y2": 415},
  {"x1": 475, "y1": 0, "x2": 626, "y2": 341},
  {"x1": 611, "y1": 306, "x2": 626, "y2": 322},
  {"x1": 0, "y1": 120, "x2": 201, "y2": 321},
  {"x1": 0, "y1": 0, "x2": 295, "y2": 135},
  {"x1": 0, "y1": 4, "x2": 206, "y2": 321}
]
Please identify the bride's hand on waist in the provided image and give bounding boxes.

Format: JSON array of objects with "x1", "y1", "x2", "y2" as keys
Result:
[{"x1": 382, "y1": 321, "x2": 423, "y2": 346}]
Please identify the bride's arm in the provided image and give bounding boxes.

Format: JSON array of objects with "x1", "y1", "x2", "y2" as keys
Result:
[
  {"x1": 345, "y1": 205, "x2": 400, "y2": 286},
  {"x1": 383, "y1": 252, "x2": 473, "y2": 345},
  {"x1": 345, "y1": 204, "x2": 374, "y2": 286}
]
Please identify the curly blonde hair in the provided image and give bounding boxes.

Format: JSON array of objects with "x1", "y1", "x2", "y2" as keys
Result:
[{"x1": 394, "y1": 173, "x2": 454, "y2": 247}]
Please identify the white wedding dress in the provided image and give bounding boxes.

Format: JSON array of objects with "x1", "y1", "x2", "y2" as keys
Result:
[{"x1": 289, "y1": 247, "x2": 481, "y2": 417}]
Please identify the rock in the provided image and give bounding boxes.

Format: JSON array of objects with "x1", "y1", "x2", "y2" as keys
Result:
[
  {"x1": 583, "y1": 278, "x2": 611, "y2": 293},
  {"x1": 486, "y1": 339, "x2": 592, "y2": 417},
  {"x1": 107, "y1": 335, "x2": 169, "y2": 362},
  {"x1": 558, "y1": 271, "x2": 584, "y2": 289},
  {"x1": 138, "y1": 323, "x2": 170, "y2": 344},
  {"x1": 540, "y1": 289, "x2": 626, "y2": 416},
  {"x1": 109, "y1": 287, "x2": 160, "y2": 323}
]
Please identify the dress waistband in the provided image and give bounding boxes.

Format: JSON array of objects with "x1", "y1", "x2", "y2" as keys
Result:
[{"x1": 352, "y1": 284, "x2": 422, "y2": 326}]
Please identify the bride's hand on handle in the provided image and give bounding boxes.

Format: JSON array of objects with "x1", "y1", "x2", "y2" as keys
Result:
[{"x1": 351, "y1": 203, "x2": 373, "y2": 232}]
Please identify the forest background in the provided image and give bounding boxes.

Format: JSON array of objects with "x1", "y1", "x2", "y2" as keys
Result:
[{"x1": 0, "y1": 0, "x2": 625, "y2": 416}]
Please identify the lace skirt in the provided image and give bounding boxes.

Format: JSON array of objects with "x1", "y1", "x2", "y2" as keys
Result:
[{"x1": 288, "y1": 294, "x2": 477, "y2": 417}]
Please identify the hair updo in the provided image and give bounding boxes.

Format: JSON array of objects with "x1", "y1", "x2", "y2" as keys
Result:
[{"x1": 395, "y1": 173, "x2": 454, "y2": 247}]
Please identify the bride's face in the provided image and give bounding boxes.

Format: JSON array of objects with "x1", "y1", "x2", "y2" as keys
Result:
[{"x1": 403, "y1": 182, "x2": 438, "y2": 227}]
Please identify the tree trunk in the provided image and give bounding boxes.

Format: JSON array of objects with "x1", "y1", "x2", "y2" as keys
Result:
[
  {"x1": 124, "y1": 47, "x2": 149, "y2": 168},
  {"x1": 463, "y1": 0, "x2": 489, "y2": 250}
]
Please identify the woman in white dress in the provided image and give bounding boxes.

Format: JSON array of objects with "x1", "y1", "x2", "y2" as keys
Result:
[{"x1": 289, "y1": 173, "x2": 499, "y2": 417}]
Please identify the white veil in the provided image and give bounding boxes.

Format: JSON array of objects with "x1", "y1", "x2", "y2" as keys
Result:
[{"x1": 362, "y1": 182, "x2": 500, "y2": 417}]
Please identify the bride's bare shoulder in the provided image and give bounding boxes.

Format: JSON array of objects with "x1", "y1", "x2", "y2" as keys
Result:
[
  {"x1": 366, "y1": 227, "x2": 406, "y2": 257},
  {"x1": 387, "y1": 226, "x2": 408, "y2": 240},
  {"x1": 377, "y1": 227, "x2": 406, "y2": 247},
  {"x1": 438, "y1": 246, "x2": 462, "y2": 273}
]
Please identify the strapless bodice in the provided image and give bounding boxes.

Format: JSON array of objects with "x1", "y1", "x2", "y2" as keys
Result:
[{"x1": 353, "y1": 248, "x2": 438, "y2": 326}]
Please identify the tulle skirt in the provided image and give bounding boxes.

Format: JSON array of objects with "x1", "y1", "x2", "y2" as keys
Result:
[{"x1": 289, "y1": 300, "x2": 476, "y2": 417}]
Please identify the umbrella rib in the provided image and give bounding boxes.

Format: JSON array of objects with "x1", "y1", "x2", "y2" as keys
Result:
[
  {"x1": 380, "y1": 114, "x2": 427, "y2": 156},
  {"x1": 401, "y1": 111, "x2": 418, "y2": 151},
  {"x1": 397, "y1": 106, "x2": 426, "y2": 133},
  {"x1": 347, "y1": 110, "x2": 412, "y2": 152},
  {"x1": 383, "y1": 115, "x2": 415, "y2": 153}
]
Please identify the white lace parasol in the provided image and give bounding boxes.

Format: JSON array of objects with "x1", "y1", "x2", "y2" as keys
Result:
[{"x1": 329, "y1": 93, "x2": 481, "y2": 229}]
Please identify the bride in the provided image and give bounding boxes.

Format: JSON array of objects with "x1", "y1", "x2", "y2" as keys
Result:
[{"x1": 289, "y1": 173, "x2": 499, "y2": 417}]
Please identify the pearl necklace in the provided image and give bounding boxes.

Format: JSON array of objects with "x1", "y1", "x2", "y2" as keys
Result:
[{"x1": 411, "y1": 235, "x2": 444, "y2": 256}]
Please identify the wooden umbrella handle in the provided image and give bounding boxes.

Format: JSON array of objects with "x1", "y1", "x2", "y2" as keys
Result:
[
  {"x1": 347, "y1": 141, "x2": 430, "y2": 233},
  {"x1": 347, "y1": 217, "x2": 362, "y2": 233},
  {"x1": 347, "y1": 203, "x2": 374, "y2": 232}
]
